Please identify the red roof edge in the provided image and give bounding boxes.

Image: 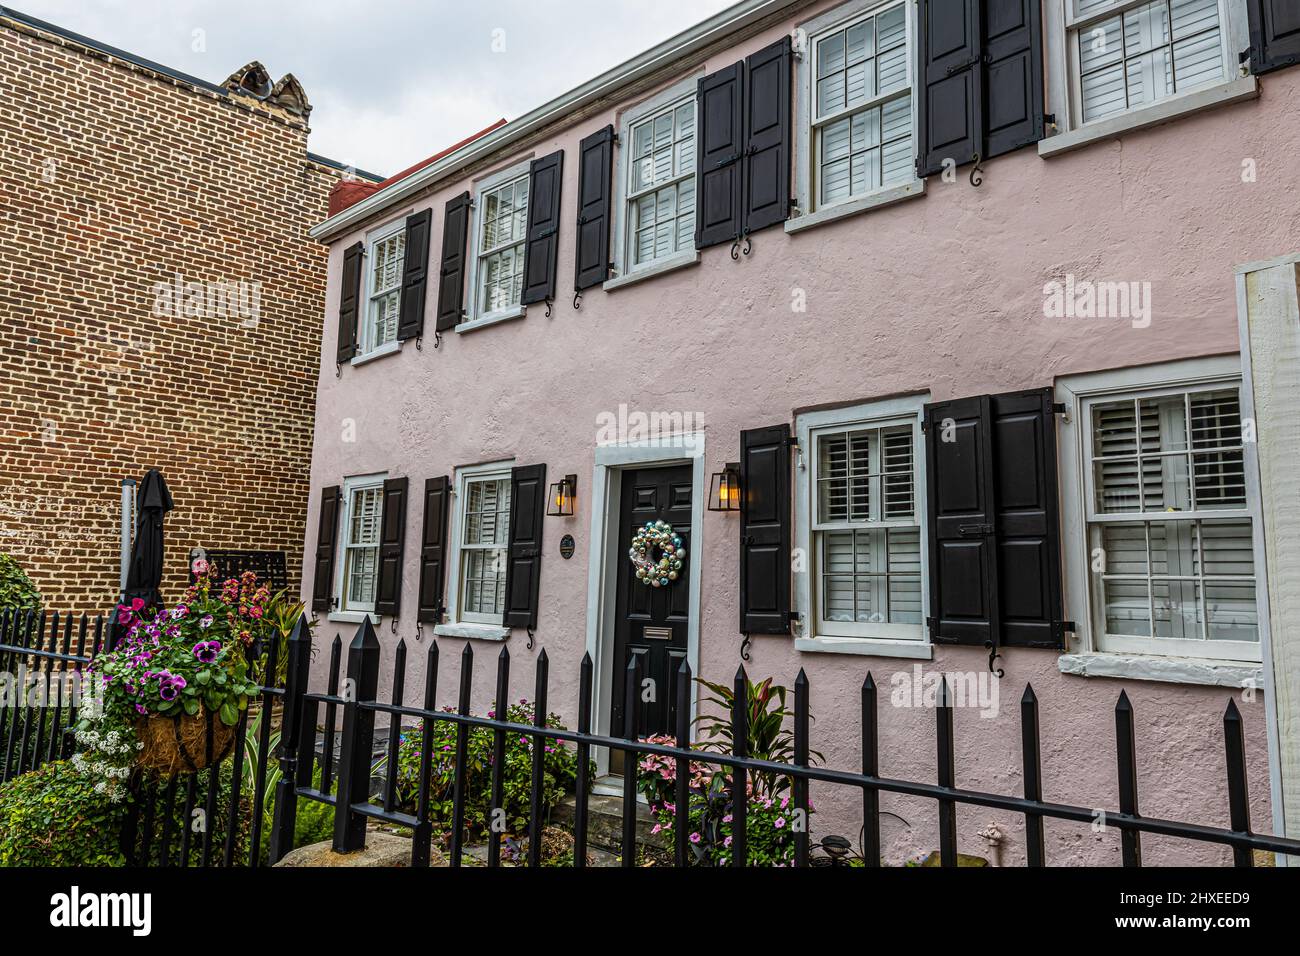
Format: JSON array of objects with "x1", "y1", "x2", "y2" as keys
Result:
[{"x1": 326, "y1": 118, "x2": 509, "y2": 218}]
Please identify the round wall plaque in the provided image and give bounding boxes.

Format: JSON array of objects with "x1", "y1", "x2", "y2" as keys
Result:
[{"x1": 559, "y1": 534, "x2": 576, "y2": 559}]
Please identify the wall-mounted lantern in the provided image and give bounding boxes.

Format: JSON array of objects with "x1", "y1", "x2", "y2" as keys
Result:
[
  {"x1": 547, "y1": 474, "x2": 577, "y2": 517},
  {"x1": 708, "y1": 463, "x2": 741, "y2": 512}
]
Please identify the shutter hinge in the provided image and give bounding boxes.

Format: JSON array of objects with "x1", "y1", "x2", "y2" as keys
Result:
[
  {"x1": 926, "y1": 616, "x2": 940, "y2": 636},
  {"x1": 958, "y1": 523, "x2": 994, "y2": 537}
]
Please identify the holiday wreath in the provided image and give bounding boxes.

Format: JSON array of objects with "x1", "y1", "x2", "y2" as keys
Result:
[{"x1": 629, "y1": 520, "x2": 686, "y2": 588}]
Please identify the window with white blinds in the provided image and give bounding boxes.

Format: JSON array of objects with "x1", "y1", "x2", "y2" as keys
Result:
[
  {"x1": 1084, "y1": 383, "x2": 1260, "y2": 660},
  {"x1": 811, "y1": 420, "x2": 921, "y2": 637},
  {"x1": 1069, "y1": 0, "x2": 1229, "y2": 125},
  {"x1": 627, "y1": 97, "x2": 696, "y2": 269},
  {"x1": 365, "y1": 226, "x2": 405, "y2": 355},
  {"x1": 476, "y1": 174, "x2": 529, "y2": 318},
  {"x1": 339, "y1": 475, "x2": 386, "y2": 614},
  {"x1": 457, "y1": 473, "x2": 512, "y2": 624}
]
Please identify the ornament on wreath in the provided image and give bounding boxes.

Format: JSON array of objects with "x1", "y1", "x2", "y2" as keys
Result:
[{"x1": 628, "y1": 520, "x2": 686, "y2": 588}]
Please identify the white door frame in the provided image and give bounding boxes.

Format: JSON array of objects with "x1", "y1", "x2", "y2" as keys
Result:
[{"x1": 583, "y1": 433, "x2": 706, "y2": 776}]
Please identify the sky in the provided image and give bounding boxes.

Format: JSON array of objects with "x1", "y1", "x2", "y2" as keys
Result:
[{"x1": 10, "y1": 0, "x2": 737, "y2": 177}]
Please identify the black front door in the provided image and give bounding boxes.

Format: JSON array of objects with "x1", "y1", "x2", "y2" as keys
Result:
[{"x1": 610, "y1": 465, "x2": 692, "y2": 769}]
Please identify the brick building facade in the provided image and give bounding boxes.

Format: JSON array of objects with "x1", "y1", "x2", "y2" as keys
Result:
[{"x1": 0, "y1": 8, "x2": 380, "y2": 611}]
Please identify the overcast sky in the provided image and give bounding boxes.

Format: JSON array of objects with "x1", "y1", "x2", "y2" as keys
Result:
[{"x1": 12, "y1": 0, "x2": 737, "y2": 176}]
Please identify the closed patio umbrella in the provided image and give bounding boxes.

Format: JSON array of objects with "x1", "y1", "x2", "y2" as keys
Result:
[{"x1": 121, "y1": 468, "x2": 174, "y2": 614}]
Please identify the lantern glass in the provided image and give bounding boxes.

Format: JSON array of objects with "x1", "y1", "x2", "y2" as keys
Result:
[
  {"x1": 547, "y1": 475, "x2": 577, "y2": 517},
  {"x1": 708, "y1": 465, "x2": 740, "y2": 512}
]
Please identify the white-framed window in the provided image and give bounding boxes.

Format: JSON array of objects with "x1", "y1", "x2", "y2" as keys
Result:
[
  {"x1": 336, "y1": 473, "x2": 387, "y2": 615},
  {"x1": 610, "y1": 74, "x2": 699, "y2": 282},
  {"x1": 795, "y1": 396, "x2": 927, "y2": 645},
  {"x1": 446, "y1": 462, "x2": 514, "y2": 626},
  {"x1": 1060, "y1": 359, "x2": 1263, "y2": 665},
  {"x1": 361, "y1": 221, "x2": 405, "y2": 356},
  {"x1": 467, "y1": 162, "x2": 530, "y2": 323}
]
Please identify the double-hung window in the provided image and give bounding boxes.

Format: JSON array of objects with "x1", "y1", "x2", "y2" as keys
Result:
[
  {"x1": 476, "y1": 172, "x2": 529, "y2": 319},
  {"x1": 808, "y1": 0, "x2": 912, "y2": 210},
  {"x1": 1070, "y1": 0, "x2": 1230, "y2": 123},
  {"x1": 450, "y1": 465, "x2": 513, "y2": 626},
  {"x1": 626, "y1": 94, "x2": 696, "y2": 270},
  {"x1": 1082, "y1": 381, "x2": 1261, "y2": 662},
  {"x1": 337, "y1": 473, "x2": 386, "y2": 615},
  {"x1": 362, "y1": 222, "x2": 405, "y2": 356}
]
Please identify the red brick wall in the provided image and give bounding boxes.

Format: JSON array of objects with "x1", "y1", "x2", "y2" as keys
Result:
[{"x1": 0, "y1": 17, "x2": 348, "y2": 612}]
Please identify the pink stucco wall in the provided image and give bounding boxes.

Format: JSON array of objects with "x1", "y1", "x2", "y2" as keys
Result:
[{"x1": 302, "y1": 1, "x2": 1300, "y2": 865}]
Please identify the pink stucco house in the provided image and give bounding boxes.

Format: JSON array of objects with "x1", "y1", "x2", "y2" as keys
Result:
[{"x1": 301, "y1": 0, "x2": 1300, "y2": 865}]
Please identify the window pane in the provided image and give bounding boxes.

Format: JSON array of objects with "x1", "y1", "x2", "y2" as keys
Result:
[
  {"x1": 845, "y1": 60, "x2": 873, "y2": 108},
  {"x1": 1201, "y1": 519, "x2": 1254, "y2": 576},
  {"x1": 1079, "y1": 16, "x2": 1123, "y2": 73},
  {"x1": 1123, "y1": 1, "x2": 1171, "y2": 57},
  {"x1": 818, "y1": 74, "x2": 846, "y2": 116},
  {"x1": 346, "y1": 547, "x2": 378, "y2": 606},
  {"x1": 818, "y1": 30, "x2": 846, "y2": 77},
  {"x1": 1125, "y1": 48, "x2": 1175, "y2": 108},
  {"x1": 846, "y1": 20, "x2": 874, "y2": 62},
  {"x1": 877, "y1": 38, "x2": 907, "y2": 93},
  {"x1": 1152, "y1": 578, "x2": 1201, "y2": 638},
  {"x1": 877, "y1": 3, "x2": 906, "y2": 50},
  {"x1": 1206, "y1": 581, "x2": 1257, "y2": 641}
]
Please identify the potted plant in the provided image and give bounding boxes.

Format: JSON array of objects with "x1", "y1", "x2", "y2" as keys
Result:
[{"x1": 81, "y1": 571, "x2": 264, "y2": 776}]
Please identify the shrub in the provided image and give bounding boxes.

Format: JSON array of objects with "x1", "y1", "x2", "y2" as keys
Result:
[
  {"x1": 388, "y1": 700, "x2": 587, "y2": 839},
  {"x1": 0, "y1": 554, "x2": 40, "y2": 617},
  {"x1": 0, "y1": 759, "x2": 128, "y2": 866}
]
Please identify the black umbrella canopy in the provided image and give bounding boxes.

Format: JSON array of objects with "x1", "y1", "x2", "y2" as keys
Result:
[{"x1": 123, "y1": 469, "x2": 174, "y2": 611}]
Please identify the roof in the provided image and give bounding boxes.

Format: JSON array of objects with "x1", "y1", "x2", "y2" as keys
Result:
[
  {"x1": 0, "y1": 5, "x2": 381, "y2": 182},
  {"x1": 310, "y1": 0, "x2": 807, "y2": 242}
]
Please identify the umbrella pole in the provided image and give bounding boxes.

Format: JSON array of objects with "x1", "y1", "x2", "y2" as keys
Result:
[{"x1": 119, "y1": 478, "x2": 136, "y2": 599}]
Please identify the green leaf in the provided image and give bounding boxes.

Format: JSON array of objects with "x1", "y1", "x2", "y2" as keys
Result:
[
  {"x1": 183, "y1": 697, "x2": 200, "y2": 716},
  {"x1": 219, "y1": 702, "x2": 238, "y2": 726}
]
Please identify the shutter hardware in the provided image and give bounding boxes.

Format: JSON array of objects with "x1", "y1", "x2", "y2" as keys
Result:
[{"x1": 958, "y1": 523, "x2": 994, "y2": 537}]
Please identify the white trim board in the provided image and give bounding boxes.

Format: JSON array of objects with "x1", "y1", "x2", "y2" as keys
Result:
[{"x1": 584, "y1": 434, "x2": 706, "y2": 777}]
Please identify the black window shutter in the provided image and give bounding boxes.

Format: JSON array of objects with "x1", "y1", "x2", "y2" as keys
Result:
[
  {"x1": 502, "y1": 464, "x2": 547, "y2": 630},
  {"x1": 990, "y1": 388, "x2": 1065, "y2": 649},
  {"x1": 522, "y1": 150, "x2": 564, "y2": 305},
  {"x1": 695, "y1": 61, "x2": 745, "y2": 250},
  {"x1": 574, "y1": 126, "x2": 614, "y2": 292},
  {"x1": 373, "y1": 477, "x2": 409, "y2": 618},
  {"x1": 1248, "y1": 0, "x2": 1300, "y2": 74},
  {"x1": 739, "y1": 424, "x2": 792, "y2": 634},
  {"x1": 435, "y1": 191, "x2": 472, "y2": 331},
  {"x1": 311, "y1": 486, "x2": 341, "y2": 613},
  {"x1": 416, "y1": 477, "x2": 452, "y2": 624},
  {"x1": 983, "y1": 0, "x2": 1044, "y2": 160},
  {"x1": 923, "y1": 396, "x2": 999, "y2": 647},
  {"x1": 337, "y1": 243, "x2": 363, "y2": 364},
  {"x1": 743, "y1": 37, "x2": 792, "y2": 234},
  {"x1": 397, "y1": 209, "x2": 432, "y2": 342},
  {"x1": 916, "y1": 0, "x2": 983, "y2": 177}
]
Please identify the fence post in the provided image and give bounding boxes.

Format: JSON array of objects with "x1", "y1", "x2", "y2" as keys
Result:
[
  {"x1": 269, "y1": 613, "x2": 313, "y2": 863},
  {"x1": 332, "y1": 617, "x2": 380, "y2": 853}
]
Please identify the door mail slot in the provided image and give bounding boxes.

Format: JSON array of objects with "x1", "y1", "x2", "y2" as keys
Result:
[{"x1": 643, "y1": 626, "x2": 672, "y2": 641}]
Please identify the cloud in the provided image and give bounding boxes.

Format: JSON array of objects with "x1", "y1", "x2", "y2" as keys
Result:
[{"x1": 12, "y1": 0, "x2": 736, "y2": 174}]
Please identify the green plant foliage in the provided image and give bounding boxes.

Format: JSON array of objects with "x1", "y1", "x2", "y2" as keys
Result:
[
  {"x1": 0, "y1": 553, "x2": 41, "y2": 616},
  {"x1": 0, "y1": 760, "x2": 128, "y2": 866},
  {"x1": 386, "y1": 700, "x2": 588, "y2": 839},
  {"x1": 258, "y1": 767, "x2": 337, "y2": 863}
]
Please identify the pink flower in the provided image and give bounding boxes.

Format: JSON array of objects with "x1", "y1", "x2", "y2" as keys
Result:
[
  {"x1": 689, "y1": 833, "x2": 701, "y2": 844},
  {"x1": 192, "y1": 558, "x2": 209, "y2": 575},
  {"x1": 774, "y1": 817, "x2": 786, "y2": 829}
]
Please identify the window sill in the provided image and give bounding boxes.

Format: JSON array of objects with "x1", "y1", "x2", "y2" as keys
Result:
[
  {"x1": 1038, "y1": 75, "x2": 1259, "y2": 159},
  {"x1": 1058, "y1": 652, "x2": 1262, "y2": 689},
  {"x1": 785, "y1": 178, "x2": 926, "y2": 235},
  {"x1": 457, "y1": 306, "x2": 526, "y2": 334},
  {"x1": 603, "y1": 251, "x2": 700, "y2": 292},
  {"x1": 327, "y1": 610, "x2": 380, "y2": 626},
  {"x1": 350, "y1": 341, "x2": 402, "y2": 367},
  {"x1": 434, "y1": 622, "x2": 511, "y2": 641},
  {"x1": 795, "y1": 635, "x2": 933, "y2": 660}
]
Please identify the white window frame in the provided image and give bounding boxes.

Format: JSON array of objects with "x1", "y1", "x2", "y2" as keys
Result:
[
  {"x1": 790, "y1": 0, "x2": 925, "y2": 235},
  {"x1": 607, "y1": 73, "x2": 702, "y2": 291},
  {"x1": 1057, "y1": 356, "x2": 1265, "y2": 674},
  {"x1": 440, "y1": 460, "x2": 515, "y2": 637},
  {"x1": 357, "y1": 218, "x2": 406, "y2": 361},
  {"x1": 1041, "y1": 0, "x2": 1256, "y2": 158},
  {"x1": 332, "y1": 472, "x2": 387, "y2": 621},
  {"x1": 462, "y1": 159, "x2": 532, "y2": 332},
  {"x1": 794, "y1": 394, "x2": 932, "y2": 658}
]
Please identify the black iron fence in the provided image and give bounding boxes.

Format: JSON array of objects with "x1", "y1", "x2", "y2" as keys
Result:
[{"x1": 285, "y1": 616, "x2": 1300, "y2": 868}]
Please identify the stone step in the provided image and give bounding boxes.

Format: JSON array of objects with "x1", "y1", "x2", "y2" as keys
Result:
[{"x1": 552, "y1": 792, "x2": 669, "y2": 855}]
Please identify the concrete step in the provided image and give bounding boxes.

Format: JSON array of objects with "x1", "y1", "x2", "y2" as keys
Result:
[{"x1": 552, "y1": 792, "x2": 669, "y2": 856}]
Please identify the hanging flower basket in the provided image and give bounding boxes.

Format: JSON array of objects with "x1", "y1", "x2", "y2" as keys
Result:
[{"x1": 134, "y1": 708, "x2": 237, "y2": 776}]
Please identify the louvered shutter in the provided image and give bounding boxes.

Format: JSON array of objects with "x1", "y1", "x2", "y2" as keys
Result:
[
  {"x1": 374, "y1": 477, "x2": 409, "y2": 617},
  {"x1": 502, "y1": 464, "x2": 547, "y2": 630},
  {"x1": 923, "y1": 396, "x2": 998, "y2": 646},
  {"x1": 739, "y1": 424, "x2": 792, "y2": 634},
  {"x1": 417, "y1": 477, "x2": 451, "y2": 624},
  {"x1": 311, "y1": 486, "x2": 341, "y2": 612},
  {"x1": 743, "y1": 37, "x2": 792, "y2": 234},
  {"x1": 983, "y1": 0, "x2": 1044, "y2": 161},
  {"x1": 337, "y1": 243, "x2": 363, "y2": 364},
  {"x1": 435, "y1": 191, "x2": 472, "y2": 331},
  {"x1": 916, "y1": 0, "x2": 982, "y2": 177},
  {"x1": 574, "y1": 126, "x2": 614, "y2": 291},
  {"x1": 695, "y1": 61, "x2": 745, "y2": 250},
  {"x1": 522, "y1": 150, "x2": 564, "y2": 305},
  {"x1": 1247, "y1": 0, "x2": 1300, "y2": 74},
  {"x1": 397, "y1": 210, "x2": 432, "y2": 342},
  {"x1": 990, "y1": 388, "x2": 1064, "y2": 649}
]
